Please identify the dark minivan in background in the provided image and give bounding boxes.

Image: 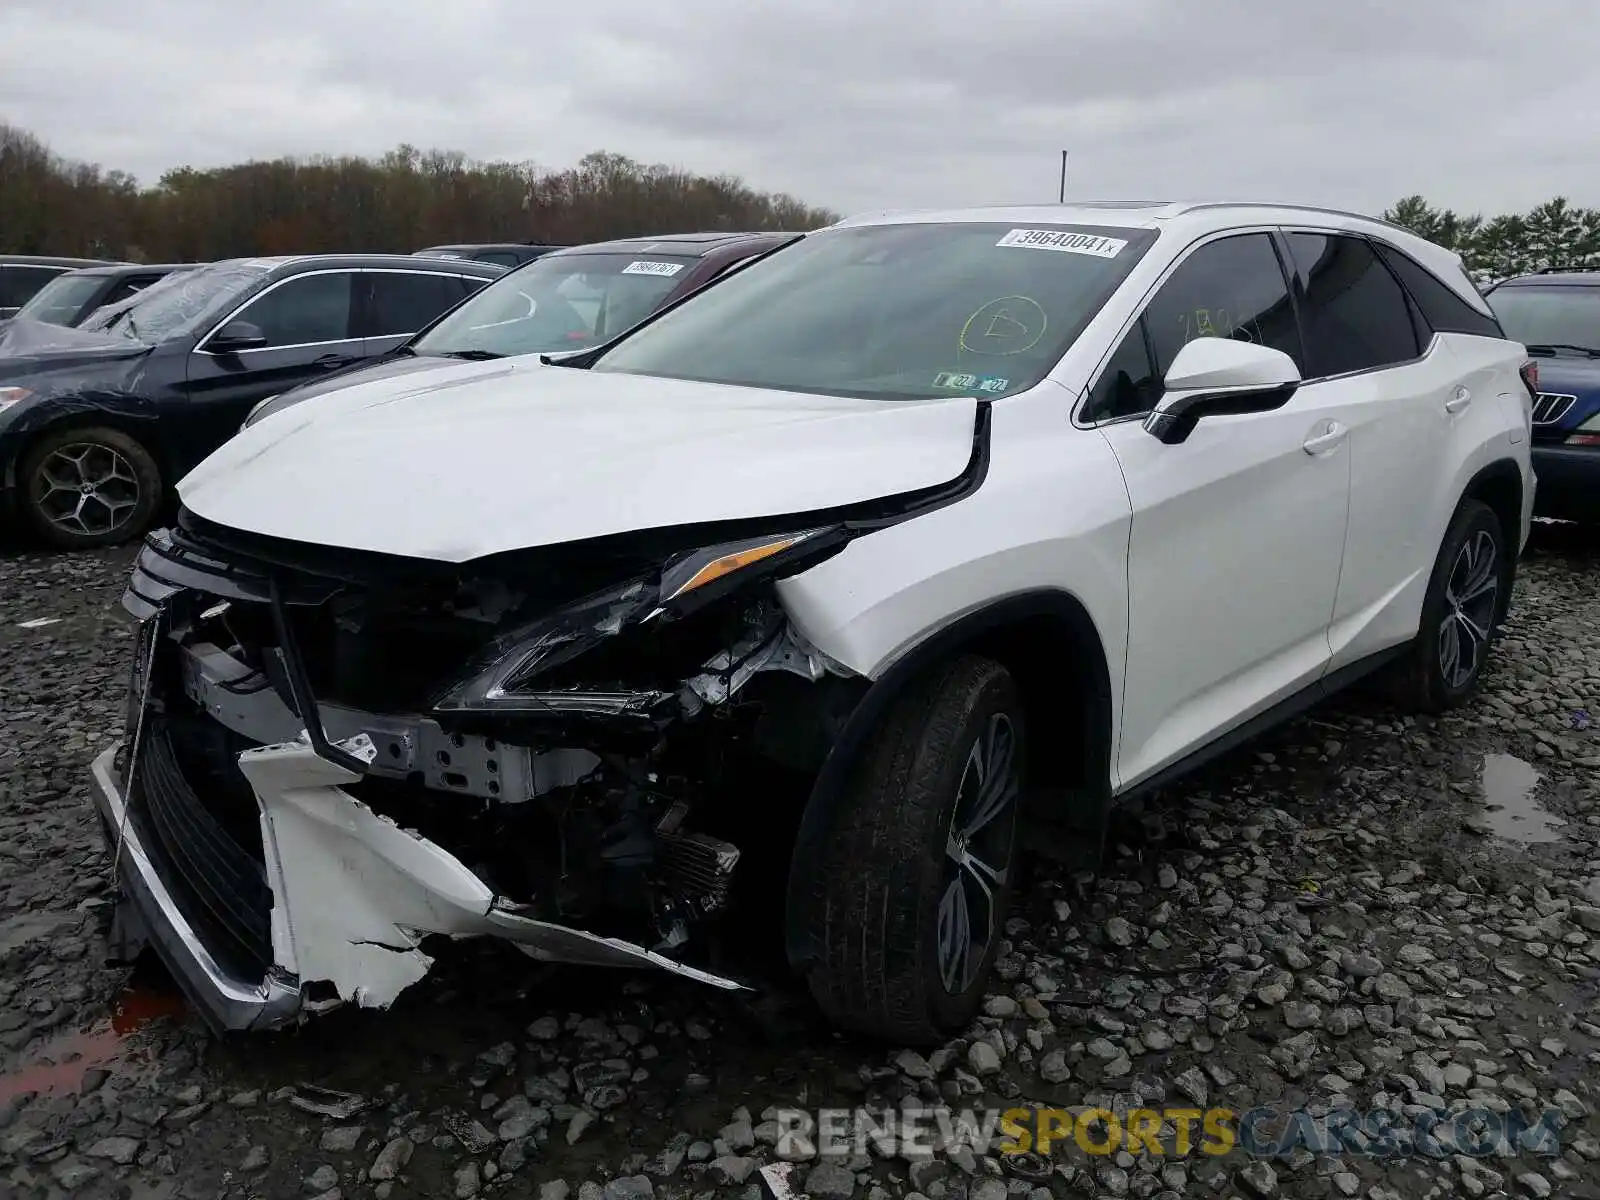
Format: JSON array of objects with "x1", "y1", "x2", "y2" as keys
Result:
[
  {"x1": 5, "y1": 263, "x2": 204, "y2": 329},
  {"x1": 0, "y1": 255, "x2": 120, "y2": 318},
  {"x1": 414, "y1": 243, "x2": 569, "y2": 268}
]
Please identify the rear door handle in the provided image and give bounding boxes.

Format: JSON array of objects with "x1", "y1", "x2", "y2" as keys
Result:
[
  {"x1": 1445, "y1": 386, "x2": 1472, "y2": 414},
  {"x1": 1303, "y1": 420, "x2": 1348, "y2": 455},
  {"x1": 314, "y1": 354, "x2": 354, "y2": 369}
]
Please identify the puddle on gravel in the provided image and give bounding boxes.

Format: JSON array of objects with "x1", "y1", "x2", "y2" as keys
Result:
[
  {"x1": 0, "y1": 984, "x2": 186, "y2": 1105},
  {"x1": 1476, "y1": 753, "x2": 1564, "y2": 844}
]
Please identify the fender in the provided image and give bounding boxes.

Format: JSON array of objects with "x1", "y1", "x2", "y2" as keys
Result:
[
  {"x1": 783, "y1": 587, "x2": 1114, "y2": 972},
  {"x1": 0, "y1": 391, "x2": 163, "y2": 491}
]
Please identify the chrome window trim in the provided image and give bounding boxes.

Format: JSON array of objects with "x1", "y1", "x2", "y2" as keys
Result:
[
  {"x1": 1074, "y1": 224, "x2": 1448, "y2": 428},
  {"x1": 195, "y1": 267, "x2": 489, "y2": 355}
]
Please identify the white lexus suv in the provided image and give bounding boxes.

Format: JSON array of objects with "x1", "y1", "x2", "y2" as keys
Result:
[{"x1": 93, "y1": 202, "x2": 1534, "y2": 1045}]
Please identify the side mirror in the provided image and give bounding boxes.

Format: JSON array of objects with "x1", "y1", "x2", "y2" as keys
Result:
[
  {"x1": 1143, "y1": 338, "x2": 1301, "y2": 445},
  {"x1": 207, "y1": 320, "x2": 268, "y2": 353}
]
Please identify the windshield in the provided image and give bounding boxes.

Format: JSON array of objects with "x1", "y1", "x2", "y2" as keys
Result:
[
  {"x1": 106, "y1": 260, "x2": 269, "y2": 344},
  {"x1": 80, "y1": 270, "x2": 189, "y2": 332},
  {"x1": 414, "y1": 252, "x2": 699, "y2": 358},
  {"x1": 14, "y1": 273, "x2": 104, "y2": 326},
  {"x1": 1487, "y1": 285, "x2": 1600, "y2": 355},
  {"x1": 588, "y1": 222, "x2": 1157, "y2": 399}
]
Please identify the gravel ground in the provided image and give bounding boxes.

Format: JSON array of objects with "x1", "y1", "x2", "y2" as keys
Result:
[{"x1": 2, "y1": 527, "x2": 1599, "y2": 1200}]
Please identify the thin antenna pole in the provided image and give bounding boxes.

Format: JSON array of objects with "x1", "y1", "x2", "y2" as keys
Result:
[{"x1": 1058, "y1": 151, "x2": 1068, "y2": 203}]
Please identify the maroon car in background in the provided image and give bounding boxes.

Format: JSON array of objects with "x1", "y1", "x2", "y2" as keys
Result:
[{"x1": 240, "y1": 230, "x2": 800, "y2": 428}]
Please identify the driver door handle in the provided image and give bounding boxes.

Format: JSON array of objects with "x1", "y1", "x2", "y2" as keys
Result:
[
  {"x1": 1445, "y1": 386, "x2": 1472, "y2": 414},
  {"x1": 1302, "y1": 419, "x2": 1348, "y2": 455}
]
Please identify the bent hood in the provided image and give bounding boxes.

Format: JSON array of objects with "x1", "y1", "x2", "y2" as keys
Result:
[
  {"x1": 0, "y1": 317, "x2": 150, "y2": 369},
  {"x1": 179, "y1": 358, "x2": 983, "y2": 562}
]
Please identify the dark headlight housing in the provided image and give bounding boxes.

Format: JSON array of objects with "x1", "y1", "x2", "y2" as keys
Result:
[{"x1": 431, "y1": 527, "x2": 847, "y2": 714}]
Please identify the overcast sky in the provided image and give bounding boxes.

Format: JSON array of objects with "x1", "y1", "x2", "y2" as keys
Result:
[{"x1": 3, "y1": 0, "x2": 1597, "y2": 220}]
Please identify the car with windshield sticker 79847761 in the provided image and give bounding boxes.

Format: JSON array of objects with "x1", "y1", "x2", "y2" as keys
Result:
[
  {"x1": 0, "y1": 253, "x2": 503, "y2": 549},
  {"x1": 1482, "y1": 266, "x2": 1600, "y2": 523},
  {"x1": 240, "y1": 230, "x2": 799, "y2": 429},
  {"x1": 96, "y1": 202, "x2": 1532, "y2": 1045}
]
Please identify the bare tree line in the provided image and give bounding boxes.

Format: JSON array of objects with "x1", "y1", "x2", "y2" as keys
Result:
[{"x1": 0, "y1": 123, "x2": 840, "y2": 261}]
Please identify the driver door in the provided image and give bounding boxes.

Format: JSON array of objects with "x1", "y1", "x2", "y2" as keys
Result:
[
  {"x1": 1086, "y1": 231, "x2": 1352, "y2": 790},
  {"x1": 181, "y1": 270, "x2": 364, "y2": 469}
]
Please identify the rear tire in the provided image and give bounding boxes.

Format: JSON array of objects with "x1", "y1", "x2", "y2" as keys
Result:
[
  {"x1": 801, "y1": 655, "x2": 1025, "y2": 1045},
  {"x1": 18, "y1": 425, "x2": 162, "y2": 549},
  {"x1": 1392, "y1": 498, "x2": 1506, "y2": 713}
]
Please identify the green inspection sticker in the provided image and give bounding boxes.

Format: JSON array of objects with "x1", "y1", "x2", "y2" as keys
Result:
[{"x1": 933, "y1": 371, "x2": 1010, "y2": 394}]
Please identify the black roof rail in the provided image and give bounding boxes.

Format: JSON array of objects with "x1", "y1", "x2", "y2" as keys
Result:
[{"x1": 1535, "y1": 265, "x2": 1598, "y2": 274}]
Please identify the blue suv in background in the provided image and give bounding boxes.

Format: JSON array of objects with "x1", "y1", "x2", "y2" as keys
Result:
[{"x1": 1484, "y1": 267, "x2": 1600, "y2": 524}]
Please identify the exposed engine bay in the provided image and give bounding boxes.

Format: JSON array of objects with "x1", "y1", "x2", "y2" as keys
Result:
[{"x1": 108, "y1": 507, "x2": 868, "y2": 1026}]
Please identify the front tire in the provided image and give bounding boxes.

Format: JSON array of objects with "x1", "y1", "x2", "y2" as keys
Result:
[
  {"x1": 1394, "y1": 498, "x2": 1507, "y2": 712},
  {"x1": 802, "y1": 655, "x2": 1025, "y2": 1045},
  {"x1": 18, "y1": 425, "x2": 162, "y2": 549}
]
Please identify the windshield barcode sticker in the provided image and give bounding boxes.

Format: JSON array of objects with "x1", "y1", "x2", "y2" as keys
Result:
[
  {"x1": 996, "y1": 229, "x2": 1127, "y2": 258},
  {"x1": 622, "y1": 261, "x2": 684, "y2": 276}
]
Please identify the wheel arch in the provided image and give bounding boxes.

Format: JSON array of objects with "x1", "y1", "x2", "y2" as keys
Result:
[
  {"x1": 783, "y1": 587, "x2": 1115, "y2": 971},
  {"x1": 2, "y1": 397, "x2": 165, "y2": 492},
  {"x1": 1457, "y1": 456, "x2": 1524, "y2": 621}
]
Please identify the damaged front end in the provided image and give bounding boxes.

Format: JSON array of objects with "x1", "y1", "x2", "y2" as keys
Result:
[{"x1": 87, "y1": 508, "x2": 866, "y2": 1031}]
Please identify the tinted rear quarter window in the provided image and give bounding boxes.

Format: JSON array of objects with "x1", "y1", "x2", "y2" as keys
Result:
[
  {"x1": 364, "y1": 271, "x2": 468, "y2": 337},
  {"x1": 1285, "y1": 233, "x2": 1418, "y2": 377},
  {"x1": 1373, "y1": 243, "x2": 1504, "y2": 339}
]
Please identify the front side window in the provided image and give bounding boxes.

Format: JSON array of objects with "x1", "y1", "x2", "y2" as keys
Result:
[
  {"x1": 12, "y1": 272, "x2": 104, "y2": 325},
  {"x1": 414, "y1": 252, "x2": 702, "y2": 358},
  {"x1": 1285, "y1": 233, "x2": 1418, "y2": 377},
  {"x1": 1143, "y1": 233, "x2": 1302, "y2": 378},
  {"x1": 1485, "y1": 285, "x2": 1600, "y2": 357},
  {"x1": 230, "y1": 272, "x2": 354, "y2": 348},
  {"x1": 588, "y1": 222, "x2": 1158, "y2": 400},
  {"x1": 363, "y1": 271, "x2": 468, "y2": 337},
  {"x1": 1082, "y1": 232, "x2": 1299, "y2": 423}
]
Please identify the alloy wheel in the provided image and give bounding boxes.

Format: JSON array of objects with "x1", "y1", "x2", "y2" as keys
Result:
[
  {"x1": 1438, "y1": 529, "x2": 1499, "y2": 690},
  {"x1": 935, "y1": 711, "x2": 1020, "y2": 993},
  {"x1": 30, "y1": 441, "x2": 142, "y2": 539}
]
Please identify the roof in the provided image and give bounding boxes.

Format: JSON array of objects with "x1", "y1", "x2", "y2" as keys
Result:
[
  {"x1": 1493, "y1": 270, "x2": 1600, "y2": 287},
  {"x1": 59, "y1": 262, "x2": 205, "y2": 278},
  {"x1": 217, "y1": 253, "x2": 506, "y2": 276},
  {"x1": 541, "y1": 231, "x2": 799, "y2": 259},
  {"x1": 418, "y1": 243, "x2": 567, "y2": 253},
  {"x1": 828, "y1": 201, "x2": 1483, "y2": 312},
  {"x1": 0, "y1": 254, "x2": 122, "y2": 269}
]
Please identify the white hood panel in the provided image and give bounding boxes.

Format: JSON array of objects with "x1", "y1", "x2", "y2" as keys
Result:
[{"x1": 178, "y1": 358, "x2": 981, "y2": 563}]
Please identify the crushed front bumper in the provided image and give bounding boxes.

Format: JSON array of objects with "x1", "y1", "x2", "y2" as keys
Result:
[{"x1": 90, "y1": 731, "x2": 749, "y2": 1034}]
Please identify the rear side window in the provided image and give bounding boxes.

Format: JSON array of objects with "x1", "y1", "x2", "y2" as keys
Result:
[
  {"x1": 1285, "y1": 233, "x2": 1419, "y2": 377},
  {"x1": 363, "y1": 271, "x2": 468, "y2": 337},
  {"x1": 1372, "y1": 243, "x2": 1504, "y2": 339}
]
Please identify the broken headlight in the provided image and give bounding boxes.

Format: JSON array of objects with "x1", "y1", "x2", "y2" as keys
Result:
[{"x1": 432, "y1": 528, "x2": 839, "y2": 713}]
